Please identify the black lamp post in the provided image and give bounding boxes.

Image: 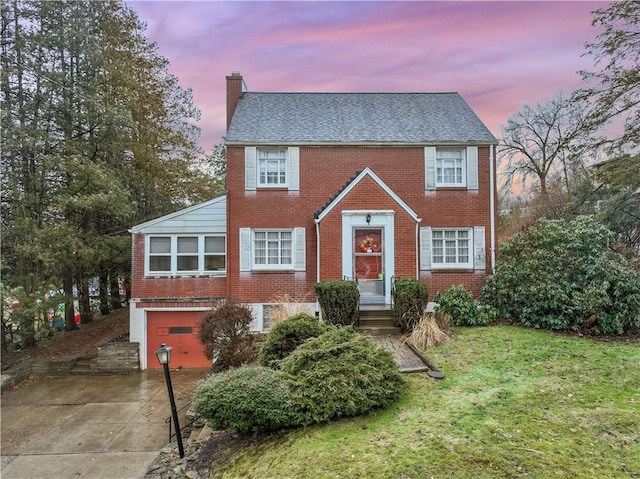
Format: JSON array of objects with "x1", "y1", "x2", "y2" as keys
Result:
[{"x1": 155, "y1": 343, "x2": 185, "y2": 458}]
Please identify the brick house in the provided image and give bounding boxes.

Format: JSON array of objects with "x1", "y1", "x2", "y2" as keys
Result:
[{"x1": 129, "y1": 72, "x2": 498, "y2": 369}]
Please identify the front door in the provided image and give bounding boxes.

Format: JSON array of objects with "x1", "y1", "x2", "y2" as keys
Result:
[{"x1": 354, "y1": 228, "x2": 385, "y2": 303}]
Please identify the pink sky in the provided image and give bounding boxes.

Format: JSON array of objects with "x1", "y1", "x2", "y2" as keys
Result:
[{"x1": 128, "y1": 1, "x2": 609, "y2": 154}]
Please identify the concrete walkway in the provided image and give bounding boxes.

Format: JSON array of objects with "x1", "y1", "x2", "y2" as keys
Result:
[
  {"x1": 368, "y1": 335, "x2": 432, "y2": 373},
  {"x1": 1, "y1": 369, "x2": 209, "y2": 479}
]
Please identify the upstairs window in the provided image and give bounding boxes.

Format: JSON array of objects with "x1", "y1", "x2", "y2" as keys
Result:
[
  {"x1": 258, "y1": 149, "x2": 287, "y2": 186},
  {"x1": 424, "y1": 146, "x2": 478, "y2": 190},
  {"x1": 245, "y1": 147, "x2": 300, "y2": 191},
  {"x1": 147, "y1": 235, "x2": 226, "y2": 276},
  {"x1": 436, "y1": 148, "x2": 465, "y2": 186}
]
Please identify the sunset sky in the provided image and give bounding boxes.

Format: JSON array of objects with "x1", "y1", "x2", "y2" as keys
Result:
[{"x1": 128, "y1": 1, "x2": 609, "y2": 154}]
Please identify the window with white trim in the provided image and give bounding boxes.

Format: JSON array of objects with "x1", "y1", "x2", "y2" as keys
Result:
[
  {"x1": 147, "y1": 235, "x2": 226, "y2": 275},
  {"x1": 239, "y1": 227, "x2": 305, "y2": 272},
  {"x1": 424, "y1": 146, "x2": 478, "y2": 190},
  {"x1": 431, "y1": 229, "x2": 472, "y2": 267},
  {"x1": 258, "y1": 149, "x2": 288, "y2": 187},
  {"x1": 436, "y1": 148, "x2": 466, "y2": 186},
  {"x1": 253, "y1": 230, "x2": 292, "y2": 267}
]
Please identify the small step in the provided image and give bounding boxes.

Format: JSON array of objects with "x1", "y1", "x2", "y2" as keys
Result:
[
  {"x1": 70, "y1": 355, "x2": 96, "y2": 375},
  {"x1": 356, "y1": 307, "x2": 399, "y2": 335},
  {"x1": 355, "y1": 326, "x2": 401, "y2": 336}
]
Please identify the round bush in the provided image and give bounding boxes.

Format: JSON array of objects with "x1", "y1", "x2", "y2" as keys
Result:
[
  {"x1": 280, "y1": 327, "x2": 405, "y2": 425},
  {"x1": 192, "y1": 365, "x2": 300, "y2": 434},
  {"x1": 259, "y1": 313, "x2": 329, "y2": 368},
  {"x1": 482, "y1": 216, "x2": 640, "y2": 334},
  {"x1": 435, "y1": 284, "x2": 493, "y2": 326}
]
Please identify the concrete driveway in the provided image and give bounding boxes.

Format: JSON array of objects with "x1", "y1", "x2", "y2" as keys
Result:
[{"x1": 1, "y1": 369, "x2": 209, "y2": 479}]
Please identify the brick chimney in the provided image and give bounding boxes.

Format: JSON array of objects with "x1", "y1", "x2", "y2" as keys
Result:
[{"x1": 226, "y1": 72, "x2": 246, "y2": 132}]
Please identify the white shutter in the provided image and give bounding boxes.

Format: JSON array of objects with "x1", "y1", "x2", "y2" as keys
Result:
[
  {"x1": 424, "y1": 147, "x2": 436, "y2": 190},
  {"x1": 466, "y1": 146, "x2": 478, "y2": 190},
  {"x1": 239, "y1": 228, "x2": 252, "y2": 271},
  {"x1": 288, "y1": 147, "x2": 300, "y2": 191},
  {"x1": 245, "y1": 147, "x2": 257, "y2": 191},
  {"x1": 294, "y1": 227, "x2": 306, "y2": 271},
  {"x1": 420, "y1": 227, "x2": 432, "y2": 270},
  {"x1": 473, "y1": 226, "x2": 486, "y2": 270}
]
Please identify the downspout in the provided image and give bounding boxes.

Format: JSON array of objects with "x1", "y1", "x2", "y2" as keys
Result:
[
  {"x1": 415, "y1": 218, "x2": 422, "y2": 278},
  {"x1": 315, "y1": 219, "x2": 321, "y2": 316},
  {"x1": 489, "y1": 144, "x2": 496, "y2": 272}
]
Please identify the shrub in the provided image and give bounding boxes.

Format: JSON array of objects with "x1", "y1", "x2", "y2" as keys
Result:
[
  {"x1": 315, "y1": 280, "x2": 359, "y2": 326},
  {"x1": 259, "y1": 313, "x2": 329, "y2": 368},
  {"x1": 193, "y1": 365, "x2": 300, "y2": 434},
  {"x1": 281, "y1": 327, "x2": 405, "y2": 425},
  {"x1": 197, "y1": 302, "x2": 258, "y2": 371},
  {"x1": 482, "y1": 215, "x2": 640, "y2": 334},
  {"x1": 392, "y1": 278, "x2": 428, "y2": 333},
  {"x1": 435, "y1": 285, "x2": 493, "y2": 326}
]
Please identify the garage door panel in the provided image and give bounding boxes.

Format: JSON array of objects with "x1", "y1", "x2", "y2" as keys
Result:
[{"x1": 147, "y1": 311, "x2": 211, "y2": 369}]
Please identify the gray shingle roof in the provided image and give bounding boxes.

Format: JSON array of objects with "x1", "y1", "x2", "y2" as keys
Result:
[{"x1": 225, "y1": 92, "x2": 496, "y2": 144}]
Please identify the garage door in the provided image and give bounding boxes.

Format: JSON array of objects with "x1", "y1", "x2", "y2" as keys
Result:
[{"x1": 147, "y1": 311, "x2": 211, "y2": 369}]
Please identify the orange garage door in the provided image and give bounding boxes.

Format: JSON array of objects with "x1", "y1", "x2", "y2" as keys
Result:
[{"x1": 147, "y1": 311, "x2": 211, "y2": 369}]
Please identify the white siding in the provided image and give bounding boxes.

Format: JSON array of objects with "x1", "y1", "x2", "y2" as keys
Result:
[{"x1": 130, "y1": 196, "x2": 226, "y2": 234}]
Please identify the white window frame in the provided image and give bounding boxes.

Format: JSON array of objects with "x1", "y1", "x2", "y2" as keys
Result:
[
  {"x1": 436, "y1": 148, "x2": 466, "y2": 187},
  {"x1": 425, "y1": 146, "x2": 478, "y2": 191},
  {"x1": 252, "y1": 229, "x2": 294, "y2": 270},
  {"x1": 146, "y1": 234, "x2": 226, "y2": 276},
  {"x1": 431, "y1": 228, "x2": 472, "y2": 269},
  {"x1": 258, "y1": 148, "x2": 288, "y2": 188}
]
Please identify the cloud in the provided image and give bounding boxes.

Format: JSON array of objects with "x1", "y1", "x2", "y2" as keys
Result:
[{"x1": 127, "y1": 0, "x2": 608, "y2": 151}]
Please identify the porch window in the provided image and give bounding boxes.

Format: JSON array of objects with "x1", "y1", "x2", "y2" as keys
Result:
[
  {"x1": 149, "y1": 237, "x2": 171, "y2": 272},
  {"x1": 146, "y1": 235, "x2": 226, "y2": 276}
]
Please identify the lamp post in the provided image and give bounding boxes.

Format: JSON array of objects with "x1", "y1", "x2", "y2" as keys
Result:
[{"x1": 155, "y1": 343, "x2": 185, "y2": 458}]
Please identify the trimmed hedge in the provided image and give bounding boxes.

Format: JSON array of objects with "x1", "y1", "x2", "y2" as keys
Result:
[
  {"x1": 392, "y1": 278, "x2": 428, "y2": 333},
  {"x1": 192, "y1": 365, "x2": 300, "y2": 434},
  {"x1": 259, "y1": 313, "x2": 329, "y2": 368},
  {"x1": 315, "y1": 280, "x2": 359, "y2": 326},
  {"x1": 281, "y1": 327, "x2": 405, "y2": 425}
]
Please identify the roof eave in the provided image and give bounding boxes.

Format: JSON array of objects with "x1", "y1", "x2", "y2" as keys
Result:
[{"x1": 224, "y1": 139, "x2": 499, "y2": 147}]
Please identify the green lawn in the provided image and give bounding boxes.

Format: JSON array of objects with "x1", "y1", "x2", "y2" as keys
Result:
[{"x1": 212, "y1": 326, "x2": 640, "y2": 479}]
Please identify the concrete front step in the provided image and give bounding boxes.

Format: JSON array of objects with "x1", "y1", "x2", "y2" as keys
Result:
[
  {"x1": 355, "y1": 326, "x2": 401, "y2": 336},
  {"x1": 356, "y1": 307, "x2": 399, "y2": 335}
]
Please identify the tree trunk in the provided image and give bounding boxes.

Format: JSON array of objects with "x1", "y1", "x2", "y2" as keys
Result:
[
  {"x1": 63, "y1": 268, "x2": 78, "y2": 331},
  {"x1": 77, "y1": 270, "x2": 92, "y2": 324},
  {"x1": 98, "y1": 270, "x2": 110, "y2": 315},
  {"x1": 109, "y1": 275, "x2": 122, "y2": 310}
]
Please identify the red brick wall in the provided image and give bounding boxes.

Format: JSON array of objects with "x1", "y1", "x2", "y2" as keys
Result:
[{"x1": 226, "y1": 145, "x2": 495, "y2": 301}]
